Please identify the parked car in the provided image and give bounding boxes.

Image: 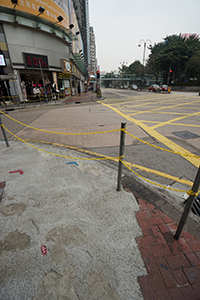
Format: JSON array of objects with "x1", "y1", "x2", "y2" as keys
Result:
[
  {"x1": 160, "y1": 84, "x2": 168, "y2": 92},
  {"x1": 131, "y1": 84, "x2": 138, "y2": 90},
  {"x1": 148, "y1": 84, "x2": 161, "y2": 92}
]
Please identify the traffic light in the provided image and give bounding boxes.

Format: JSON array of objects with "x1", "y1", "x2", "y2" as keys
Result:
[
  {"x1": 97, "y1": 70, "x2": 100, "y2": 79},
  {"x1": 170, "y1": 69, "x2": 172, "y2": 73}
]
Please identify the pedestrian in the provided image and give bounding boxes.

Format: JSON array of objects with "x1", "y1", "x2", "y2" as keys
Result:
[
  {"x1": 33, "y1": 84, "x2": 41, "y2": 101},
  {"x1": 21, "y1": 80, "x2": 28, "y2": 102},
  {"x1": 78, "y1": 85, "x2": 81, "y2": 96},
  {"x1": 0, "y1": 85, "x2": 6, "y2": 106},
  {"x1": 52, "y1": 83, "x2": 57, "y2": 100}
]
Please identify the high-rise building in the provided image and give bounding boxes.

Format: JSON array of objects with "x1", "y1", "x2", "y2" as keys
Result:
[
  {"x1": 73, "y1": 0, "x2": 90, "y2": 74},
  {"x1": 89, "y1": 26, "x2": 97, "y2": 74}
]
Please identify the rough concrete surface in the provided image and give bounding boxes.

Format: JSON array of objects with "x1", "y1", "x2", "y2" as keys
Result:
[{"x1": 0, "y1": 140, "x2": 146, "y2": 299}]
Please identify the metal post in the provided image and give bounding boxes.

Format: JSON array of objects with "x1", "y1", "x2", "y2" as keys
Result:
[
  {"x1": 4, "y1": 80, "x2": 12, "y2": 105},
  {"x1": 39, "y1": 61, "x2": 48, "y2": 103},
  {"x1": 0, "y1": 115, "x2": 9, "y2": 147},
  {"x1": 117, "y1": 122, "x2": 126, "y2": 191},
  {"x1": 142, "y1": 42, "x2": 146, "y2": 90},
  {"x1": 13, "y1": 80, "x2": 20, "y2": 106},
  {"x1": 174, "y1": 165, "x2": 200, "y2": 240}
]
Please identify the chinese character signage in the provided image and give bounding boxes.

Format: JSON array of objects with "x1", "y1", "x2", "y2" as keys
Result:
[{"x1": 24, "y1": 53, "x2": 49, "y2": 69}]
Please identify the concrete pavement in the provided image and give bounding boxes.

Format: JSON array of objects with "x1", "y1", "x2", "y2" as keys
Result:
[
  {"x1": 0, "y1": 140, "x2": 146, "y2": 300},
  {"x1": 1, "y1": 90, "x2": 200, "y2": 299},
  {"x1": 1, "y1": 139, "x2": 200, "y2": 299}
]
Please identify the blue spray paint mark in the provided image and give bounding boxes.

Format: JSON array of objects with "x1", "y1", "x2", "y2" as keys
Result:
[{"x1": 65, "y1": 162, "x2": 79, "y2": 166}]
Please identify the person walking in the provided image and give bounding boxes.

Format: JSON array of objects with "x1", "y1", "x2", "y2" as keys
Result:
[
  {"x1": 0, "y1": 85, "x2": 6, "y2": 106},
  {"x1": 78, "y1": 84, "x2": 81, "y2": 96},
  {"x1": 21, "y1": 80, "x2": 28, "y2": 102}
]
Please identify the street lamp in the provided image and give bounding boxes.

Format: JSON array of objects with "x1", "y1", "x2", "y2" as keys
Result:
[
  {"x1": 138, "y1": 39, "x2": 152, "y2": 89},
  {"x1": 120, "y1": 60, "x2": 128, "y2": 88}
]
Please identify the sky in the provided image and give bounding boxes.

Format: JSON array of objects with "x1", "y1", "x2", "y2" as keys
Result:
[{"x1": 89, "y1": 0, "x2": 200, "y2": 73}]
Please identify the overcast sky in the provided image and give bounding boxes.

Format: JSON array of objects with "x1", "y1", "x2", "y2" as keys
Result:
[{"x1": 89, "y1": 0, "x2": 200, "y2": 73}]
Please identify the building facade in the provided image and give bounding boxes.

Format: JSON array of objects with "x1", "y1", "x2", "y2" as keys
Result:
[
  {"x1": 73, "y1": 0, "x2": 90, "y2": 75},
  {"x1": 0, "y1": 0, "x2": 87, "y2": 103},
  {"x1": 89, "y1": 26, "x2": 97, "y2": 74}
]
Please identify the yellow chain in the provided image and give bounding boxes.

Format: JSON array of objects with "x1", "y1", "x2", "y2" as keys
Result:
[
  {"x1": 125, "y1": 130, "x2": 200, "y2": 159},
  {"x1": 1, "y1": 125, "x2": 119, "y2": 161},
  {"x1": 187, "y1": 189, "x2": 199, "y2": 196},
  {"x1": 121, "y1": 159, "x2": 200, "y2": 195}
]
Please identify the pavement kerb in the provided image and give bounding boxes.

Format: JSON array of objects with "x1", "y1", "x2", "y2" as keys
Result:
[{"x1": 0, "y1": 92, "x2": 103, "y2": 112}]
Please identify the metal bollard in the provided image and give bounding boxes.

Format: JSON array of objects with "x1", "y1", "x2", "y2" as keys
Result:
[
  {"x1": 174, "y1": 165, "x2": 200, "y2": 240},
  {"x1": 117, "y1": 122, "x2": 126, "y2": 191},
  {"x1": 0, "y1": 115, "x2": 9, "y2": 147}
]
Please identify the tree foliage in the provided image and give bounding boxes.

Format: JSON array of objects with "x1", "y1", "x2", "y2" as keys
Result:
[
  {"x1": 146, "y1": 34, "x2": 200, "y2": 84},
  {"x1": 128, "y1": 60, "x2": 142, "y2": 76}
]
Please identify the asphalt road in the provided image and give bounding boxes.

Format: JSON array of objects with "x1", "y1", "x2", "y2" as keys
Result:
[{"x1": 1, "y1": 88, "x2": 200, "y2": 199}]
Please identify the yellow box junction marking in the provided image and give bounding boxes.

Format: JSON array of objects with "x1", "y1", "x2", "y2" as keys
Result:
[{"x1": 98, "y1": 100, "x2": 200, "y2": 167}]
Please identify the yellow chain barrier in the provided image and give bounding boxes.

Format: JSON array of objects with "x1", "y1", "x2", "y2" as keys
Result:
[
  {"x1": 125, "y1": 130, "x2": 200, "y2": 159},
  {"x1": 1, "y1": 109, "x2": 198, "y2": 161},
  {"x1": 121, "y1": 159, "x2": 200, "y2": 196},
  {"x1": 187, "y1": 189, "x2": 199, "y2": 196},
  {"x1": 0, "y1": 110, "x2": 121, "y2": 135},
  {"x1": 1, "y1": 125, "x2": 119, "y2": 161},
  {"x1": 1, "y1": 109, "x2": 199, "y2": 195}
]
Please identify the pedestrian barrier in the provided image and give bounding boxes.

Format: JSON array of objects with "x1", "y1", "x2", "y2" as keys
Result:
[
  {"x1": 1, "y1": 93, "x2": 59, "y2": 104},
  {"x1": 1, "y1": 111, "x2": 199, "y2": 198},
  {"x1": 125, "y1": 130, "x2": 200, "y2": 159}
]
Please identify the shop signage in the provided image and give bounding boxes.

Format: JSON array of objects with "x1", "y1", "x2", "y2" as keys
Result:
[
  {"x1": 24, "y1": 53, "x2": 49, "y2": 69},
  {"x1": 0, "y1": 54, "x2": 6, "y2": 66},
  {"x1": 0, "y1": 74, "x2": 17, "y2": 80},
  {"x1": 58, "y1": 72, "x2": 71, "y2": 78},
  {"x1": 63, "y1": 60, "x2": 72, "y2": 73}
]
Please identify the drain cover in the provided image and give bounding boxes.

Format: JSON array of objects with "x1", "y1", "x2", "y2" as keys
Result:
[
  {"x1": 172, "y1": 130, "x2": 200, "y2": 139},
  {"x1": 184, "y1": 193, "x2": 200, "y2": 217},
  {"x1": 191, "y1": 195, "x2": 200, "y2": 217}
]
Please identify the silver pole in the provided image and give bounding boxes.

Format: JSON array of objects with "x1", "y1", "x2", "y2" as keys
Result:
[
  {"x1": 0, "y1": 115, "x2": 9, "y2": 147},
  {"x1": 117, "y1": 122, "x2": 126, "y2": 191},
  {"x1": 39, "y1": 61, "x2": 48, "y2": 103},
  {"x1": 174, "y1": 166, "x2": 200, "y2": 240}
]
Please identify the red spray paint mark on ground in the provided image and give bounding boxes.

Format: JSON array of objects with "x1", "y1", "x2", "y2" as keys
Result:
[
  {"x1": 9, "y1": 169, "x2": 24, "y2": 175},
  {"x1": 41, "y1": 245, "x2": 47, "y2": 255}
]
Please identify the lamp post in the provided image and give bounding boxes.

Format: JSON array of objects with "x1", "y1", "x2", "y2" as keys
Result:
[
  {"x1": 138, "y1": 39, "x2": 152, "y2": 90},
  {"x1": 120, "y1": 60, "x2": 128, "y2": 88}
]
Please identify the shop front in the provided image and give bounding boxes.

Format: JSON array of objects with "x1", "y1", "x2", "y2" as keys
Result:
[
  {"x1": 19, "y1": 53, "x2": 53, "y2": 101},
  {"x1": 57, "y1": 59, "x2": 72, "y2": 98}
]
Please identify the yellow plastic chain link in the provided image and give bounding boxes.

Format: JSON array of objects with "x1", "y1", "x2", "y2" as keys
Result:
[
  {"x1": 187, "y1": 189, "x2": 199, "y2": 197},
  {"x1": 1, "y1": 125, "x2": 119, "y2": 161},
  {"x1": 120, "y1": 159, "x2": 200, "y2": 196},
  {"x1": 124, "y1": 130, "x2": 200, "y2": 159},
  {"x1": 0, "y1": 110, "x2": 121, "y2": 135}
]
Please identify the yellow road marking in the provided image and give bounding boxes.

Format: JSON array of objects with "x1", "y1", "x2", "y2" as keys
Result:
[
  {"x1": 152, "y1": 110, "x2": 200, "y2": 129},
  {"x1": 121, "y1": 99, "x2": 200, "y2": 116},
  {"x1": 98, "y1": 101, "x2": 200, "y2": 167}
]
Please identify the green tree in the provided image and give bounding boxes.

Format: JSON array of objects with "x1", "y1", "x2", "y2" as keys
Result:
[
  {"x1": 146, "y1": 34, "x2": 200, "y2": 84},
  {"x1": 185, "y1": 50, "x2": 200, "y2": 80},
  {"x1": 102, "y1": 71, "x2": 115, "y2": 88},
  {"x1": 128, "y1": 60, "x2": 142, "y2": 76},
  {"x1": 118, "y1": 65, "x2": 129, "y2": 75}
]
